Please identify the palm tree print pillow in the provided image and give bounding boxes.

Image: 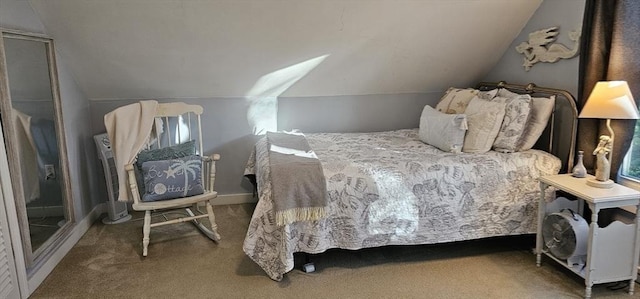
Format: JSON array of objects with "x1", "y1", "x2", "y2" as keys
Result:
[
  {"x1": 134, "y1": 140, "x2": 197, "y2": 196},
  {"x1": 141, "y1": 155, "x2": 204, "y2": 202}
]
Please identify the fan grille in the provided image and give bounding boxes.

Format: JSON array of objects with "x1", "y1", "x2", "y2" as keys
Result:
[{"x1": 542, "y1": 214, "x2": 577, "y2": 260}]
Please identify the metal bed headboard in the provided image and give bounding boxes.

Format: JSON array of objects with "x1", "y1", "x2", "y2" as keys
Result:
[{"x1": 476, "y1": 81, "x2": 578, "y2": 173}]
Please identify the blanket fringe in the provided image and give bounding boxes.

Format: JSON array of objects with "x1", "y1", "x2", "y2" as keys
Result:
[{"x1": 276, "y1": 207, "x2": 327, "y2": 226}]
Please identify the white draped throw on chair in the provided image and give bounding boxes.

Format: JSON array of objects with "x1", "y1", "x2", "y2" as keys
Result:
[{"x1": 104, "y1": 100, "x2": 159, "y2": 203}]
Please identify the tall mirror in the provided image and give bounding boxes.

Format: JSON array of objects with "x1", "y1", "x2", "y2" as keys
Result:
[{"x1": 0, "y1": 29, "x2": 74, "y2": 270}]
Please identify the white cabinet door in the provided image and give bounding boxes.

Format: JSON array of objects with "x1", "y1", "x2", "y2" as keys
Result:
[
  {"x1": 0, "y1": 187, "x2": 21, "y2": 299},
  {"x1": 0, "y1": 123, "x2": 24, "y2": 298}
]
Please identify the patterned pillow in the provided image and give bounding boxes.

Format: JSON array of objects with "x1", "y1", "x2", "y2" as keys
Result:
[
  {"x1": 496, "y1": 87, "x2": 520, "y2": 98},
  {"x1": 436, "y1": 87, "x2": 498, "y2": 114},
  {"x1": 477, "y1": 88, "x2": 498, "y2": 100},
  {"x1": 419, "y1": 105, "x2": 467, "y2": 153},
  {"x1": 491, "y1": 94, "x2": 533, "y2": 153},
  {"x1": 136, "y1": 140, "x2": 197, "y2": 171},
  {"x1": 517, "y1": 95, "x2": 556, "y2": 151},
  {"x1": 134, "y1": 140, "x2": 197, "y2": 195},
  {"x1": 497, "y1": 88, "x2": 556, "y2": 151},
  {"x1": 435, "y1": 88, "x2": 476, "y2": 114},
  {"x1": 141, "y1": 155, "x2": 204, "y2": 202},
  {"x1": 462, "y1": 97, "x2": 506, "y2": 153}
]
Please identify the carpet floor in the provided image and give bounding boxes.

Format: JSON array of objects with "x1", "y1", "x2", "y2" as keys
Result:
[{"x1": 30, "y1": 204, "x2": 640, "y2": 299}]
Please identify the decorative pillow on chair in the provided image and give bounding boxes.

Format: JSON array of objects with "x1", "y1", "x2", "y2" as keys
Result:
[
  {"x1": 136, "y1": 140, "x2": 197, "y2": 170},
  {"x1": 419, "y1": 105, "x2": 467, "y2": 153},
  {"x1": 491, "y1": 94, "x2": 533, "y2": 153},
  {"x1": 134, "y1": 140, "x2": 197, "y2": 195},
  {"x1": 462, "y1": 97, "x2": 506, "y2": 153},
  {"x1": 141, "y1": 155, "x2": 204, "y2": 202}
]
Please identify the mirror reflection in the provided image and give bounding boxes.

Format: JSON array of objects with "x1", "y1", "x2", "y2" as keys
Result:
[{"x1": 3, "y1": 36, "x2": 68, "y2": 254}]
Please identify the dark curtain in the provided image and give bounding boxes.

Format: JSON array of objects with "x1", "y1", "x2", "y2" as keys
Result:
[{"x1": 577, "y1": 0, "x2": 640, "y2": 180}]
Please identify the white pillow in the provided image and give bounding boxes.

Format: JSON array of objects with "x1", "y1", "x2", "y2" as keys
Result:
[
  {"x1": 491, "y1": 94, "x2": 533, "y2": 153},
  {"x1": 462, "y1": 97, "x2": 506, "y2": 153},
  {"x1": 478, "y1": 88, "x2": 499, "y2": 100},
  {"x1": 497, "y1": 88, "x2": 520, "y2": 98},
  {"x1": 517, "y1": 95, "x2": 556, "y2": 151},
  {"x1": 419, "y1": 105, "x2": 467, "y2": 153}
]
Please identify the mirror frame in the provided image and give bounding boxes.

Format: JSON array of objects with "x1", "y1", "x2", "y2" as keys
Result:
[{"x1": 0, "y1": 28, "x2": 75, "y2": 271}]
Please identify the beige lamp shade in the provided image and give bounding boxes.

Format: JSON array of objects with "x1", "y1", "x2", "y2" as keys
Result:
[{"x1": 579, "y1": 81, "x2": 639, "y2": 119}]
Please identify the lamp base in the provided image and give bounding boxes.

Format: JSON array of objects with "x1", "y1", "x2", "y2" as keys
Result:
[{"x1": 586, "y1": 178, "x2": 614, "y2": 189}]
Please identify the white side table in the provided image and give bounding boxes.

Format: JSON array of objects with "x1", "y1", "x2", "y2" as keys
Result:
[{"x1": 537, "y1": 174, "x2": 640, "y2": 299}]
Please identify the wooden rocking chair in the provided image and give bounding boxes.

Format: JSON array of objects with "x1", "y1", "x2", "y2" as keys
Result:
[{"x1": 123, "y1": 102, "x2": 221, "y2": 256}]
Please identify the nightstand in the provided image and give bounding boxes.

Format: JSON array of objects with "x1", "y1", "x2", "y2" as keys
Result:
[{"x1": 537, "y1": 174, "x2": 640, "y2": 299}]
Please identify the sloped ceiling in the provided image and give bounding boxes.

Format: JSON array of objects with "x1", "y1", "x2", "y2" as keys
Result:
[{"x1": 29, "y1": 0, "x2": 542, "y2": 99}]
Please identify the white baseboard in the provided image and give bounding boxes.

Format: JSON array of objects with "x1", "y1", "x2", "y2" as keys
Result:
[
  {"x1": 27, "y1": 203, "x2": 105, "y2": 295},
  {"x1": 214, "y1": 193, "x2": 256, "y2": 205}
]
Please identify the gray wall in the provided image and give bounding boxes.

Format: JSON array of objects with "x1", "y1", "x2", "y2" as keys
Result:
[
  {"x1": 279, "y1": 93, "x2": 437, "y2": 133},
  {"x1": 90, "y1": 98, "x2": 259, "y2": 196},
  {"x1": 3, "y1": 0, "x2": 588, "y2": 206},
  {"x1": 1, "y1": 0, "x2": 98, "y2": 219},
  {"x1": 90, "y1": 92, "x2": 440, "y2": 197},
  {"x1": 0, "y1": 0, "x2": 46, "y2": 33},
  {"x1": 484, "y1": 0, "x2": 586, "y2": 97},
  {"x1": 88, "y1": 0, "x2": 587, "y2": 198},
  {"x1": 483, "y1": 0, "x2": 586, "y2": 171}
]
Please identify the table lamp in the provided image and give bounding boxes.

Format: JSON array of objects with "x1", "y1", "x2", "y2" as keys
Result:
[{"x1": 578, "y1": 81, "x2": 639, "y2": 188}]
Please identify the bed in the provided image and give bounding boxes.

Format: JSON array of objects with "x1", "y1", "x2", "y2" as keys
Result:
[{"x1": 243, "y1": 82, "x2": 578, "y2": 281}]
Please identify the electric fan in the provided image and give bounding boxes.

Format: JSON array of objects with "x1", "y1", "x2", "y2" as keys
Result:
[
  {"x1": 94, "y1": 133, "x2": 132, "y2": 224},
  {"x1": 542, "y1": 204, "x2": 588, "y2": 267}
]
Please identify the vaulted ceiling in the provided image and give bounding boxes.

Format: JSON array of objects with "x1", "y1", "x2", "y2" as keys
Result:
[{"x1": 29, "y1": 0, "x2": 542, "y2": 99}]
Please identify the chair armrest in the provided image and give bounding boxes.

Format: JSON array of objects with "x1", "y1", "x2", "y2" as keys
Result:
[
  {"x1": 201, "y1": 154, "x2": 219, "y2": 162},
  {"x1": 125, "y1": 163, "x2": 142, "y2": 205},
  {"x1": 203, "y1": 154, "x2": 221, "y2": 191}
]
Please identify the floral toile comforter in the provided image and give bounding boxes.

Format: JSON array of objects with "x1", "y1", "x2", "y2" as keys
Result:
[{"x1": 243, "y1": 129, "x2": 561, "y2": 281}]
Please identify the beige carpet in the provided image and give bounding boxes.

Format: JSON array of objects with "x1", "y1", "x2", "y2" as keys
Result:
[{"x1": 30, "y1": 204, "x2": 639, "y2": 299}]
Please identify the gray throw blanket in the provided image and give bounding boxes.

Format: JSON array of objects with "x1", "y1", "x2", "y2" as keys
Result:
[{"x1": 267, "y1": 132, "x2": 327, "y2": 226}]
